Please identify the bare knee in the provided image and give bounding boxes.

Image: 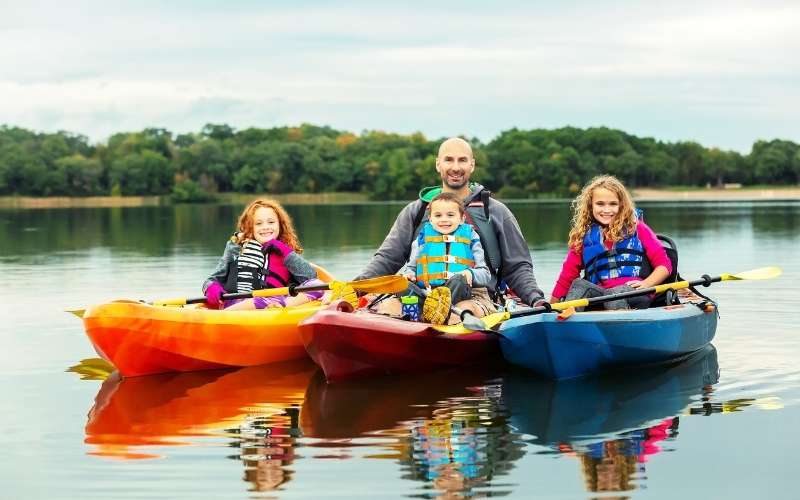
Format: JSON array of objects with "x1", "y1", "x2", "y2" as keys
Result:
[{"x1": 376, "y1": 297, "x2": 402, "y2": 316}]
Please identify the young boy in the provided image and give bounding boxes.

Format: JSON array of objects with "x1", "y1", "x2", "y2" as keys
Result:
[{"x1": 401, "y1": 192, "x2": 491, "y2": 324}]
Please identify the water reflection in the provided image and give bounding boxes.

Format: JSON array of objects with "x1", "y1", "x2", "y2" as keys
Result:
[
  {"x1": 502, "y1": 346, "x2": 720, "y2": 495},
  {"x1": 237, "y1": 405, "x2": 302, "y2": 492},
  {"x1": 82, "y1": 359, "x2": 315, "y2": 468},
  {"x1": 301, "y1": 368, "x2": 525, "y2": 499}
]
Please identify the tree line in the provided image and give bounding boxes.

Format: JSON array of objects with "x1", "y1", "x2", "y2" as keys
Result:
[{"x1": 0, "y1": 123, "x2": 797, "y2": 201}]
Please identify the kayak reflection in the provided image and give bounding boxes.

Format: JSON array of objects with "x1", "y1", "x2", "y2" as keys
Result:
[
  {"x1": 502, "y1": 345, "x2": 719, "y2": 494},
  {"x1": 83, "y1": 359, "x2": 316, "y2": 490},
  {"x1": 301, "y1": 367, "x2": 525, "y2": 497}
]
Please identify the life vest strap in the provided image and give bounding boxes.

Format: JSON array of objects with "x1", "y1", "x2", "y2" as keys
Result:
[
  {"x1": 417, "y1": 254, "x2": 474, "y2": 266},
  {"x1": 418, "y1": 271, "x2": 459, "y2": 284},
  {"x1": 424, "y1": 234, "x2": 472, "y2": 245},
  {"x1": 584, "y1": 248, "x2": 646, "y2": 272}
]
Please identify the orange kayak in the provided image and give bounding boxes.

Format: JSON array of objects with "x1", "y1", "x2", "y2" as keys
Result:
[{"x1": 82, "y1": 267, "x2": 334, "y2": 377}]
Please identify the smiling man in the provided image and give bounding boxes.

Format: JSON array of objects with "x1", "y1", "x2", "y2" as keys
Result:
[{"x1": 355, "y1": 137, "x2": 545, "y2": 318}]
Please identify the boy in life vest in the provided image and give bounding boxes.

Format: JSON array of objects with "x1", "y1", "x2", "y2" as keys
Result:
[
  {"x1": 401, "y1": 192, "x2": 491, "y2": 324},
  {"x1": 202, "y1": 198, "x2": 324, "y2": 310},
  {"x1": 550, "y1": 175, "x2": 672, "y2": 310}
]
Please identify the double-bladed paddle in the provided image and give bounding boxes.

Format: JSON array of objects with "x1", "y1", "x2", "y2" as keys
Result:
[
  {"x1": 439, "y1": 266, "x2": 782, "y2": 334},
  {"x1": 67, "y1": 275, "x2": 408, "y2": 318}
]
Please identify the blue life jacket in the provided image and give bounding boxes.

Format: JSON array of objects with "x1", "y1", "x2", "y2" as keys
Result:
[
  {"x1": 582, "y1": 219, "x2": 645, "y2": 285},
  {"x1": 415, "y1": 222, "x2": 475, "y2": 287}
]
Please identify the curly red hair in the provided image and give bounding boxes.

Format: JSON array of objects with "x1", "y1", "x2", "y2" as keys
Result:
[{"x1": 235, "y1": 198, "x2": 304, "y2": 254}]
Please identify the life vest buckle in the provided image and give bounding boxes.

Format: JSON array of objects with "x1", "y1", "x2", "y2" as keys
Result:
[
  {"x1": 443, "y1": 254, "x2": 457, "y2": 264},
  {"x1": 442, "y1": 234, "x2": 456, "y2": 243}
]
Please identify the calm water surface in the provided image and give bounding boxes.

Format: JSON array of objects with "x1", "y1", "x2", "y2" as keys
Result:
[{"x1": 1, "y1": 201, "x2": 798, "y2": 498}]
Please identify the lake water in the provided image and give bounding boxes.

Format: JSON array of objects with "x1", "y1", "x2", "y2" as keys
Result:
[{"x1": 1, "y1": 201, "x2": 798, "y2": 499}]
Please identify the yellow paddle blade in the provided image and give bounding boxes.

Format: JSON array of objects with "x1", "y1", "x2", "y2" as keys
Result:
[
  {"x1": 66, "y1": 358, "x2": 116, "y2": 380},
  {"x1": 722, "y1": 266, "x2": 782, "y2": 281},
  {"x1": 349, "y1": 275, "x2": 409, "y2": 294},
  {"x1": 328, "y1": 282, "x2": 359, "y2": 308},
  {"x1": 67, "y1": 308, "x2": 86, "y2": 318},
  {"x1": 432, "y1": 311, "x2": 510, "y2": 334}
]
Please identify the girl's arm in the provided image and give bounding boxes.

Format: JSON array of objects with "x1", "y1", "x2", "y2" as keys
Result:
[{"x1": 550, "y1": 248, "x2": 583, "y2": 301}]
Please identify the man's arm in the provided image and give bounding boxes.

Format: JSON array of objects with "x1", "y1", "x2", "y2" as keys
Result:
[
  {"x1": 492, "y1": 203, "x2": 545, "y2": 304},
  {"x1": 354, "y1": 201, "x2": 421, "y2": 280}
]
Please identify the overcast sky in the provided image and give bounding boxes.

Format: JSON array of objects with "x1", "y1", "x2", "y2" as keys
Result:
[{"x1": 1, "y1": 0, "x2": 797, "y2": 152}]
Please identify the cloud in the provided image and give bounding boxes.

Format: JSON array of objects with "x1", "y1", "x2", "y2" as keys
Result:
[{"x1": 0, "y1": 1, "x2": 797, "y2": 151}]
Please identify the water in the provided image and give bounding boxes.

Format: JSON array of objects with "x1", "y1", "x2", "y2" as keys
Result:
[{"x1": 1, "y1": 201, "x2": 799, "y2": 498}]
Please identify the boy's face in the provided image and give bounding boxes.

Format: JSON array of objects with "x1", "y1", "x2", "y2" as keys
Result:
[{"x1": 429, "y1": 200, "x2": 464, "y2": 235}]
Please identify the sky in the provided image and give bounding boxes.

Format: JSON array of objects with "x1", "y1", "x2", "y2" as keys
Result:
[{"x1": 1, "y1": 0, "x2": 798, "y2": 152}]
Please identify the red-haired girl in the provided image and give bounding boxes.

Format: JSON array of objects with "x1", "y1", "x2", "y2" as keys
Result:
[{"x1": 202, "y1": 198, "x2": 323, "y2": 310}]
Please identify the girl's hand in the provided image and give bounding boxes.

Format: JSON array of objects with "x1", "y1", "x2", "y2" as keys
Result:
[
  {"x1": 459, "y1": 270, "x2": 473, "y2": 286},
  {"x1": 266, "y1": 301, "x2": 284, "y2": 308},
  {"x1": 262, "y1": 239, "x2": 293, "y2": 257},
  {"x1": 403, "y1": 273, "x2": 416, "y2": 282},
  {"x1": 627, "y1": 280, "x2": 645, "y2": 289}
]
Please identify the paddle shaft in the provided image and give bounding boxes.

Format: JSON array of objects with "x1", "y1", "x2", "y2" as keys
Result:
[
  {"x1": 510, "y1": 275, "x2": 721, "y2": 319},
  {"x1": 153, "y1": 275, "x2": 407, "y2": 307},
  {"x1": 181, "y1": 282, "x2": 332, "y2": 305}
]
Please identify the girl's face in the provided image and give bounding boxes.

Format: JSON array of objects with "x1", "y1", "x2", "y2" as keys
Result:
[
  {"x1": 591, "y1": 187, "x2": 620, "y2": 226},
  {"x1": 252, "y1": 206, "x2": 281, "y2": 243}
]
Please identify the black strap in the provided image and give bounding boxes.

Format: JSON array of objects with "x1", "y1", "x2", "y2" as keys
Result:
[{"x1": 585, "y1": 248, "x2": 646, "y2": 272}]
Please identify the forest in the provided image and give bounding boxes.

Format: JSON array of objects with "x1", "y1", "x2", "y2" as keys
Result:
[{"x1": 0, "y1": 123, "x2": 797, "y2": 201}]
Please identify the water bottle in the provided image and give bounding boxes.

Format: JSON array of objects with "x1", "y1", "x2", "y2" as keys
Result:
[{"x1": 401, "y1": 295, "x2": 420, "y2": 321}]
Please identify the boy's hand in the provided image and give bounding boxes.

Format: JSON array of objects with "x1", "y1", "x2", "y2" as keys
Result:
[
  {"x1": 402, "y1": 273, "x2": 416, "y2": 283},
  {"x1": 459, "y1": 269, "x2": 473, "y2": 286}
]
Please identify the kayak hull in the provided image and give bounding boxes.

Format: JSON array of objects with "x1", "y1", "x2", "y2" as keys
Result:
[
  {"x1": 499, "y1": 303, "x2": 718, "y2": 379},
  {"x1": 298, "y1": 303, "x2": 502, "y2": 382},
  {"x1": 82, "y1": 300, "x2": 323, "y2": 377}
]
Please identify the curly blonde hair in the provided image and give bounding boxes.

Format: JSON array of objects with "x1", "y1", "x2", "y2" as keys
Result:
[
  {"x1": 567, "y1": 175, "x2": 637, "y2": 252},
  {"x1": 234, "y1": 198, "x2": 304, "y2": 254}
]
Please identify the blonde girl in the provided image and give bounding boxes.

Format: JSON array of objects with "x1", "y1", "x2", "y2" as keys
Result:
[
  {"x1": 202, "y1": 198, "x2": 323, "y2": 310},
  {"x1": 550, "y1": 175, "x2": 671, "y2": 309}
]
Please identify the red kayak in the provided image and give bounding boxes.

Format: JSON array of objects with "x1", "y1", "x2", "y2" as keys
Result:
[{"x1": 298, "y1": 301, "x2": 502, "y2": 382}]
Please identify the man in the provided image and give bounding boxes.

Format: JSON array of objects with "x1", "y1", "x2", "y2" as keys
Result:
[{"x1": 355, "y1": 137, "x2": 545, "y2": 318}]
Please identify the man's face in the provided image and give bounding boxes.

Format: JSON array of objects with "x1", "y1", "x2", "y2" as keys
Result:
[
  {"x1": 429, "y1": 200, "x2": 464, "y2": 235},
  {"x1": 436, "y1": 141, "x2": 475, "y2": 190}
]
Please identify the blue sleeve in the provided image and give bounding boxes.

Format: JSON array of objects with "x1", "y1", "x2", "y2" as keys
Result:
[{"x1": 469, "y1": 229, "x2": 492, "y2": 288}]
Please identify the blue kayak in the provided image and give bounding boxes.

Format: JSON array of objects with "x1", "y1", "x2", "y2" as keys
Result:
[{"x1": 499, "y1": 302, "x2": 718, "y2": 379}]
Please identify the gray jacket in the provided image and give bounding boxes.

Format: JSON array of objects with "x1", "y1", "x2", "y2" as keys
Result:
[{"x1": 355, "y1": 184, "x2": 544, "y2": 305}]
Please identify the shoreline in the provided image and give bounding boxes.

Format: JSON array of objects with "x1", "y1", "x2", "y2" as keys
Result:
[{"x1": 1, "y1": 187, "x2": 799, "y2": 209}]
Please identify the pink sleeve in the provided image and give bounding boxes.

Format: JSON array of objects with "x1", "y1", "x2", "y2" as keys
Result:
[
  {"x1": 637, "y1": 221, "x2": 672, "y2": 275},
  {"x1": 551, "y1": 247, "x2": 583, "y2": 299}
]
